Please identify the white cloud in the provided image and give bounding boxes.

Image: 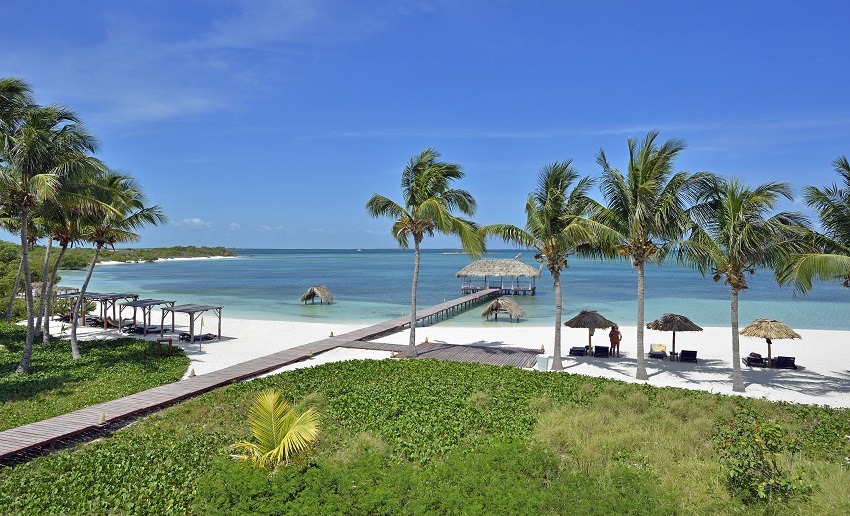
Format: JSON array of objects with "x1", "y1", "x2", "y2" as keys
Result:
[
  {"x1": 229, "y1": 222, "x2": 241, "y2": 231},
  {"x1": 176, "y1": 218, "x2": 213, "y2": 228}
]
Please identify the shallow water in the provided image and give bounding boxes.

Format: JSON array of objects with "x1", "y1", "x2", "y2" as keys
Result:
[{"x1": 55, "y1": 249, "x2": 850, "y2": 330}]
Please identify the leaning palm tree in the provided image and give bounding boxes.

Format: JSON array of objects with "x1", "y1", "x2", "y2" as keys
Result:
[
  {"x1": 0, "y1": 104, "x2": 98, "y2": 373},
  {"x1": 679, "y1": 178, "x2": 809, "y2": 392},
  {"x1": 366, "y1": 148, "x2": 483, "y2": 356},
  {"x1": 596, "y1": 131, "x2": 706, "y2": 380},
  {"x1": 69, "y1": 171, "x2": 166, "y2": 359},
  {"x1": 776, "y1": 155, "x2": 850, "y2": 292},
  {"x1": 483, "y1": 161, "x2": 615, "y2": 370}
]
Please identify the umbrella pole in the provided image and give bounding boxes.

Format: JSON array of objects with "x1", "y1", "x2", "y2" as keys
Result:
[
  {"x1": 767, "y1": 339, "x2": 772, "y2": 367},
  {"x1": 672, "y1": 331, "x2": 676, "y2": 355},
  {"x1": 588, "y1": 330, "x2": 592, "y2": 351}
]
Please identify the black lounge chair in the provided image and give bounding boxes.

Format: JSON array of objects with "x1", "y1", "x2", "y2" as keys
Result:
[
  {"x1": 743, "y1": 353, "x2": 766, "y2": 367},
  {"x1": 568, "y1": 346, "x2": 587, "y2": 356},
  {"x1": 679, "y1": 350, "x2": 698, "y2": 363},
  {"x1": 772, "y1": 356, "x2": 797, "y2": 370},
  {"x1": 593, "y1": 345, "x2": 610, "y2": 358},
  {"x1": 648, "y1": 343, "x2": 667, "y2": 359}
]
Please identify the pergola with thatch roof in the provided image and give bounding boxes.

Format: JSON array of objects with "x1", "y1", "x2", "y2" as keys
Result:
[
  {"x1": 481, "y1": 297, "x2": 525, "y2": 322},
  {"x1": 456, "y1": 258, "x2": 541, "y2": 295},
  {"x1": 300, "y1": 285, "x2": 334, "y2": 305}
]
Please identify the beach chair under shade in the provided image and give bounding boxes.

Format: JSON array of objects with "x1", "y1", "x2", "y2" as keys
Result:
[
  {"x1": 648, "y1": 343, "x2": 667, "y2": 359},
  {"x1": 773, "y1": 356, "x2": 798, "y2": 370},
  {"x1": 742, "y1": 353, "x2": 766, "y2": 367},
  {"x1": 568, "y1": 346, "x2": 587, "y2": 356},
  {"x1": 679, "y1": 350, "x2": 698, "y2": 363},
  {"x1": 593, "y1": 345, "x2": 610, "y2": 358}
]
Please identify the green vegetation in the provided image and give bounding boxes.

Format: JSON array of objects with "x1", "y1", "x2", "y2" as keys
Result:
[
  {"x1": 1, "y1": 359, "x2": 847, "y2": 514},
  {"x1": 0, "y1": 323, "x2": 188, "y2": 431},
  {"x1": 231, "y1": 389, "x2": 321, "y2": 468},
  {"x1": 61, "y1": 245, "x2": 236, "y2": 269}
]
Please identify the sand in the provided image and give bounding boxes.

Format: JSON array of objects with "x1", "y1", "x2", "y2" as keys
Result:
[{"x1": 69, "y1": 313, "x2": 850, "y2": 409}]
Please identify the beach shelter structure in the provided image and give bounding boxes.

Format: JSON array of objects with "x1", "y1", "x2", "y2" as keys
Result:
[
  {"x1": 300, "y1": 285, "x2": 334, "y2": 305},
  {"x1": 456, "y1": 258, "x2": 541, "y2": 295},
  {"x1": 740, "y1": 318, "x2": 801, "y2": 367},
  {"x1": 646, "y1": 313, "x2": 703, "y2": 354},
  {"x1": 56, "y1": 292, "x2": 139, "y2": 328},
  {"x1": 481, "y1": 297, "x2": 525, "y2": 322},
  {"x1": 160, "y1": 304, "x2": 223, "y2": 348},
  {"x1": 564, "y1": 310, "x2": 617, "y2": 350},
  {"x1": 119, "y1": 299, "x2": 176, "y2": 335}
]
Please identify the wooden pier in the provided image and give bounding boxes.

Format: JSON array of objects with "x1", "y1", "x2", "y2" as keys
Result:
[{"x1": 0, "y1": 288, "x2": 500, "y2": 463}]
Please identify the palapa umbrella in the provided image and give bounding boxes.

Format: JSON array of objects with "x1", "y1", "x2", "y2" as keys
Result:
[
  {"x1": 646, "y1": 313, "x2": 703, "y2": 354},
  {"x1": 564, "y1": 310, "x2": 617, "y2": 350},
  {"x1": 740, "y1": 318, "x2": 801, "y2": 367},
  {"x1": 481, "y1": 297, "x2": 525, "y2": 322}
]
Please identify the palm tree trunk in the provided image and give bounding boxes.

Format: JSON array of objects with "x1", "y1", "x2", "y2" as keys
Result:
[
  {"x1": 15, "y1": 207, "x2": 36, "y2": 374},
  {"x1": 35, "y1": 238, "x2": 53, "y2": 332},
  {"x1": 70, "y1": 244, "x2": 101, "y2": 360},
  {"x1": 5, "y1": 257, "x2": 23, "y2": 323},
  {"x1": 408, "y1": 238, "x2": 421, "y2": 357},
  {"x1": 551, "y1": 269, "x2": 563, "y2": 370},
  {"x1": 731, "y1": 288, "x2": 745, "y2": 392},
  {"x1": 41, "y1": 243, "x2": 68, "y2": 347},
  {"x1": 635, "y1": 262, "x2": 648, "y2": 380}
]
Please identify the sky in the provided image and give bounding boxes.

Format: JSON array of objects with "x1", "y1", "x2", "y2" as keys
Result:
[{"x1": 1, "y1": 0, "x2": 849, "y2": 249}]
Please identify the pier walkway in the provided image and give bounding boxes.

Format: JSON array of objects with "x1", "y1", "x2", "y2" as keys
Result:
[{"x1": 0, "y1": 289, "x2": 500, "y2": 463}]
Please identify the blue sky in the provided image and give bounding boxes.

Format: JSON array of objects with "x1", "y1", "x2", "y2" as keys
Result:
[{"x1": 2, "y1": 0, "x2": 848, "y2": 249}]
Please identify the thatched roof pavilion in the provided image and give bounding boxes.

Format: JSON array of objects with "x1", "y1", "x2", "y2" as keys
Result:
[
  {"x1": 646, "y1": 313, "x2": 703, "y2": 354},
  {"x1": 456, "y1": 258, "x2": 541, "y2": 295},
  {"x1": 564, "y1": 310, "x2": 617, "y2": 350},
  {"x1": 300, "y1": 285, "x2": 334, "y2": 305},
  {"x1": 740, "y1": 318, "x2": 801, "y2": 367},
  {"x1": 481, "y1": 297, "x2": 525, "y2": 322}
]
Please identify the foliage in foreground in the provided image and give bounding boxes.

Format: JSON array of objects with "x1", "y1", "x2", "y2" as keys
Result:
[
  {"x1": 0, "y1": 359, "x2": 848, "y2": 515},
  {"x1": 0, "y1": 323, "x2": 188, "y2": 430},
  {"x1": 231, "y1": 389, "x2": 321, "y2": 468}
]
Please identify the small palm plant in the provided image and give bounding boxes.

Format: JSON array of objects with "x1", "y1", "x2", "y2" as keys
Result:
[{"x1": 231, "y1": 389, "x2": 321, "y2": 468}]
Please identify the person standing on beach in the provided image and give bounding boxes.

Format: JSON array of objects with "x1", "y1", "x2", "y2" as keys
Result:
[{"x1": 609, "y1": 325, "x2": 622, "y2": 358}]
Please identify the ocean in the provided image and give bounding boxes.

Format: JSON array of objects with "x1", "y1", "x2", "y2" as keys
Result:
[{"x1": 54, "y1": 249, "x2": 849, "y2": 330}]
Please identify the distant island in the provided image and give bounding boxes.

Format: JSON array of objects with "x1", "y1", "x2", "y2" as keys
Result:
[{"x1": 59, "y1": 246, "x2": 236, "y2": 269}]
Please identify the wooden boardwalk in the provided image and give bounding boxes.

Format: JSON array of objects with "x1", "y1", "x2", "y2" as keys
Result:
[{"x1": 0, "y1": 289, "x2": 499, "y2": 463}]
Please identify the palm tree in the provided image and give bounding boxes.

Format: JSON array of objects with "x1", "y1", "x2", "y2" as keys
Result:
[
  {"x1": 69, "y1": 171, "x2": 166, "y2": 359},
  {"x1": 596, "y1": 131, "x2": 704, "y2": 380},
  {"x1": 0, "y1": 104, "x2": 98, "y2": 373},
  {"x1": 776, "y1": 155, "x2": 850, "y2": 292},
  {"x1": 483, "y1": 161, "x2": 614, "y2": 370},
  {"x1": 231, "y1": 389, "x2": 321, "y2": 468},
  {"x1": 679, "y1": 178, "x2": 809, "y2": 392},
  {"x1": 366, "y1": 148, "x2": 483, "y2": 356},
  {"x1": 0, "y1": 77, "x2": 30, "y2": 131}
]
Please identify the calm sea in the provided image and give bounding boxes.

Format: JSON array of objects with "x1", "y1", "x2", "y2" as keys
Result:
[{"x1": 55, "y1": 249, "x2": 849, "y2": 330}]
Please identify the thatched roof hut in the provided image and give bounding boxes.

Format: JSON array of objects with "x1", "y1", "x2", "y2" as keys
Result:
[
  {"x1": 456, "y1": 258, "x2": 541, "y2": 295},
  {"x1": 481, "y1": 297, "x2": 526, "y2": 322},
  {"x1": 456, "y1": 259, "x2": 541, "y2": 278},
  {"x1": 740, "y1": 318, "x2": 801, "y2": 366},
  {"x1": 300, "y1": 285, "x2": 334, "y2": 305},
  {"x1": 564, "y1": 310, "x2": 617, "y2": 350}
]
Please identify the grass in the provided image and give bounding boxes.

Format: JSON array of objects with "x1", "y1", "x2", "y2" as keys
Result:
[
  {"x1": 0, "y1": 322, "x2": 189, "y2": 431},
  {"x1": 0, "y1": 358, "x2": 848, "y2": 514}
]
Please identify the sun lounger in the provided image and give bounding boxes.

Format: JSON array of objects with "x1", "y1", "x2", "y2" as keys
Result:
[
  {"x1": 593, "y1": 345, "x2": 610, "y2": 358},
  {"x1": 772, "y1": 356, "x2": 797, "y2": 370},
  {"x1": 648, "y1": 343, "x2": 667, "y2": 359},
  {"x1": 180, "y1": 332, "x2": 217, "y2": 342},
  {"x1": 742, "y1": 353, "x2": 766, "y2": 367},
  {"x1": 679, "y1": 350, "x2": 698, "y2": 363},
  {"x1": 569, "y1": 346, "x2": 587, "y2": 356}
]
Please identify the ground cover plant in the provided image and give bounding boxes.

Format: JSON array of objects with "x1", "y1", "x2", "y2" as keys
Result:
[
  {"x1": 0, "y1": 322, "x2": 188, "y2": 430},
  {"x1": 0, "y1": 359, "x2": 848, "y2": 514}
]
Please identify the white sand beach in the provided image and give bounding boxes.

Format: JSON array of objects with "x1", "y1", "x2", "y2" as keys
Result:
[{"x1": 69, "y1": 314, "x2": 850, "y2": 408}]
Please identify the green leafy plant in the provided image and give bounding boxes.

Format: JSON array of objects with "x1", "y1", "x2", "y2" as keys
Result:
[
  {"x1": 231, "y1": 389, "x2": 321, "y2": 468},
  {"x1": 714, "y1": 409, "x2": 810, "y2": 503}
]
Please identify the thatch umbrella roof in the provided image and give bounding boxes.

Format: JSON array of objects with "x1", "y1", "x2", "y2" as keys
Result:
[
  {"x1": 456, "y1": 259, "x2": 541, "y2": 278},
  {"x1": 481, "y1": 297, "x2": 525, "y2": 322},
  {"x1": 646, "y1": 313, "x2": 703, "y2": 354},
  {"x1": 564, "y1": 310, "x2": 617, "y2": 350},
  {"x1": 740, "y1": 319, "x2": 801, "y2": 366},
  {"x1": 300, "y1": 285, "x2": 334, "y2": 304}
]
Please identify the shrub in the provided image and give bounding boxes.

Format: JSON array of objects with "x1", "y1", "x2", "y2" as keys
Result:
[{"x1": 714, "y1": 409, "x2": 810, "y2": 503}]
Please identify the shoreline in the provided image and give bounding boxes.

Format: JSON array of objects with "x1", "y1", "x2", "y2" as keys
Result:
[
  {"x1": 96, "y1": 255, "x2": 237, "y2": 266},
  {"x1": 69, "y1": 314, "x2": 850, "y2": 409}
]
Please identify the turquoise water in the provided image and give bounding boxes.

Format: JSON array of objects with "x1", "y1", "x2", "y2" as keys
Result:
[{"x1": 55, "y1": 249, "x2": 850, "y2": 330}]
